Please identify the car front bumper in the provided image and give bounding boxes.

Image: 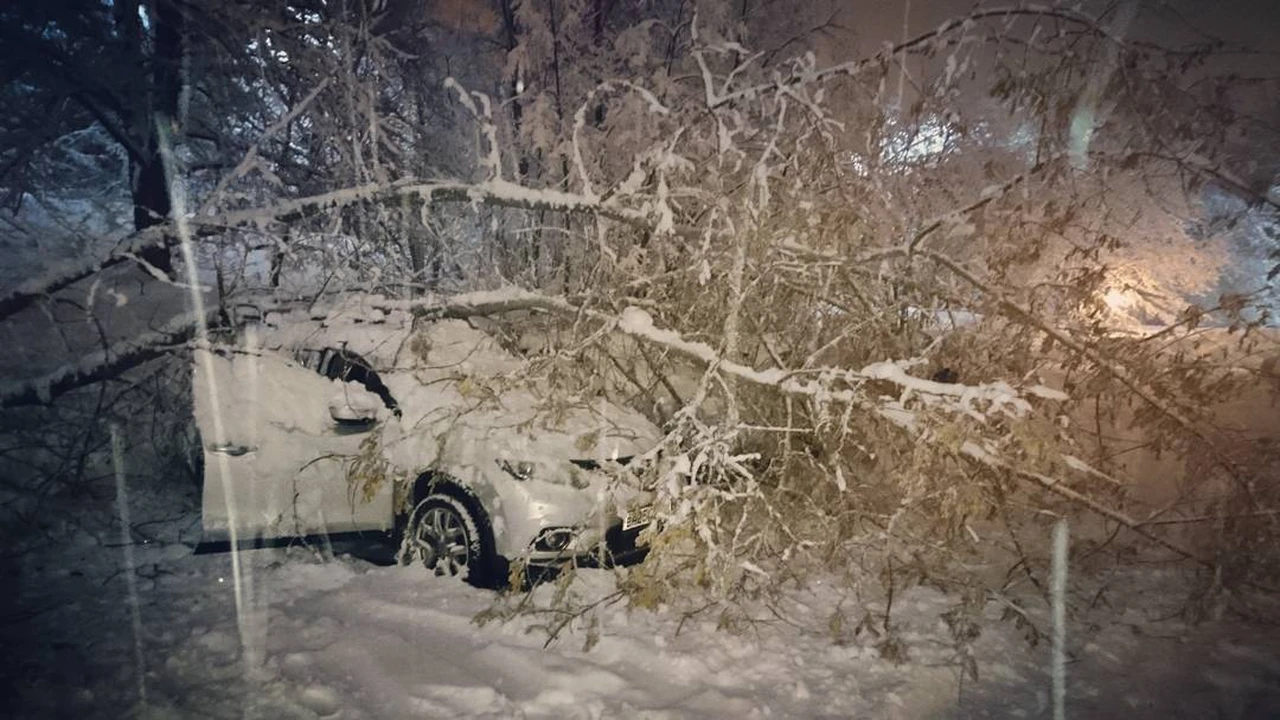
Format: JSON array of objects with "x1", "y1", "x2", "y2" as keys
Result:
[{"x1": 518, "y1": 518, "x2": 652, "y2": 569}]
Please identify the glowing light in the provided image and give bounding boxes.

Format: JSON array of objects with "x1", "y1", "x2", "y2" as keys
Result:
[{"x1": 1103, "y1": 288, "x2": 1132, "y2": 310}]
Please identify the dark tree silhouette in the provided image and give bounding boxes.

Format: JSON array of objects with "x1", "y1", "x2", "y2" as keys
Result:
[{"x1": 0, "y1": 0, "x2": 190, "y2": 273}]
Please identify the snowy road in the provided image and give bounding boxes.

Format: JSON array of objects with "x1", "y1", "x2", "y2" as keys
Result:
[{"x1": 7, "y1": 539, "x2": 1280, "y2": 719}]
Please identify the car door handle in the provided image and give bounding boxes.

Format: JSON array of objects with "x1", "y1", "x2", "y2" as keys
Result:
[{"x1": 208, "y1": 443, "x2": 256, "y2": 457}]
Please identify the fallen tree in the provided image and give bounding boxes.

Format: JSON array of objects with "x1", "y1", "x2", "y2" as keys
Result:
[{"x1": 3, "y1": 2, "x2": 1277, "y2": 651}]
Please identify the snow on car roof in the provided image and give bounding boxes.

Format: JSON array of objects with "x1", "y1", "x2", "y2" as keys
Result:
[
  {"x1": 249, "y1": 293, "x2": 413, "y2": 372},
  {"x1": 377, "y1": 318, "x2": 661, "y2": 471}
]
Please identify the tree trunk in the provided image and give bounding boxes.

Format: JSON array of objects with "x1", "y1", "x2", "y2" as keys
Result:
[
  {"x1": 130, "y1": 0, "x2": 186, "y2": 275},
  {"x1": 133, "y1": 148, "x2": 174, "y2": 274}
]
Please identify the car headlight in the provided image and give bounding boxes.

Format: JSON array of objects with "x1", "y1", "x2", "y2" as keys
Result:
[
  {"x1": 497, "y1": 459, "x2": 536, "y2": 481},
  {"x1": 533, "y1": 527, "x2": 577, "y2": 552},
  {"x1": 497, "y1": 459, "x2": 593, "y2": 489}
]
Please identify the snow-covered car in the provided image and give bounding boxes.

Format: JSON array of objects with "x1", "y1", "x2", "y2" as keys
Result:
[{"x1": 193, "y1": 295, "x2": 660, "y2": 586}]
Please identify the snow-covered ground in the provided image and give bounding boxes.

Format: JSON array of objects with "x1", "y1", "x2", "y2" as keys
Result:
[{"x1": 8, "y1": 500, "x2": 1280, "y2": 720}]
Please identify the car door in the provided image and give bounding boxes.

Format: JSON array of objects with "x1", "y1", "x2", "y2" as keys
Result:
[{"x1": 194, "y1": 338, "x2": 395, "y2": 543}]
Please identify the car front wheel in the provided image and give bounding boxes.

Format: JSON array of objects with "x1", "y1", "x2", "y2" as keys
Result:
[{"x1": 399, "y1": 494, "x2": 488, "y2": 582}]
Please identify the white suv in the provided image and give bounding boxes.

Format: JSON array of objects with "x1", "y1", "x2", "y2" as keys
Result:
[{"x1": 193, "y1": 295, "x2": 659, "y2": 586}]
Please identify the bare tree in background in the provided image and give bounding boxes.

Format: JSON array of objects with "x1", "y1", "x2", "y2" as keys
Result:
[{"x1": 0, "y1": 0, "x2": 200, "y2": 273}]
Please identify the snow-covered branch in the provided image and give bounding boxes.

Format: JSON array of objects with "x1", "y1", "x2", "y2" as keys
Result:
[
  {"x1": 605, "y1": 299, "x2": 1216, "y2": 569},
  {"x1": 571, "y1": 81, "x2": 671, "y2": 202},
  {"x1": 389, "y1": 288, "x2": 1062, "y2": 420},
  {"x1": 0, "y1": 228, "x2": 169, "y2": 324},
  {"x1": 3, "y1": 170, "x2": 695, "y2": 326},
  {"x1": 199, "y1": 177, "x2": 702, "y2": 238},
  {"x1": 0, "y1": 311, "x2": 207, "y2": 408},
  {"x1": 445, "y1": 78, "x2": 502, "y2": 182}
]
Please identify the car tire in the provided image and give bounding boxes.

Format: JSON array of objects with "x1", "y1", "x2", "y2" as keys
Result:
[{"x1": 398, "y1": 493, "x2": 498, "y2": 586}]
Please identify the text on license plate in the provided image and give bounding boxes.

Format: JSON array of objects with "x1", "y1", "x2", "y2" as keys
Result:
[{"x1": 623, "y1": 505, "x2": 655, "y2": 531}]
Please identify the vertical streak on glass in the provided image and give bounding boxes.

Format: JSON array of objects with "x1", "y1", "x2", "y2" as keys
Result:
[
  {"x1": 896, "y1": 0, "x2": 911, "y2": 112},
  {"x1": 240, "y1": 323, "x2": 265, "y2": 671},
  {"x1": 1069, "y1": 0, "x2": 1138, "y2": 171},
  {"x1": 154, "y1": 117, "x2": 254, "y2": 670},
  {"x1": 110, "y1": 423, "x2": 147, "y2": 709},
  {"x1": 1051, "y1": 517, "x2": 1069, "y2": 720}
]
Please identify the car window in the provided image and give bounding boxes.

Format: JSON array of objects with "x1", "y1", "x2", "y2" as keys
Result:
[
  {"x1": 569, "y1": 457, "x2": 635, "y2": 470},
  {"x1": 296, "y1": 347, "x2": 401, "y2": 417}
]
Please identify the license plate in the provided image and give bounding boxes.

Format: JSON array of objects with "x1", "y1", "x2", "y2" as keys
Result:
[{"x1": 623, "y1": 505, "x2": 655, "y2": 531}]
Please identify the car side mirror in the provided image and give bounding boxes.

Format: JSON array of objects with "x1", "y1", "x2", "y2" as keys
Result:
[
  {"x1": 330, "y1": 409, "x2": 376, "y2": 428},
  {"x1": 328, "y1": 389, "x2": 380, "y2": 427}
]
